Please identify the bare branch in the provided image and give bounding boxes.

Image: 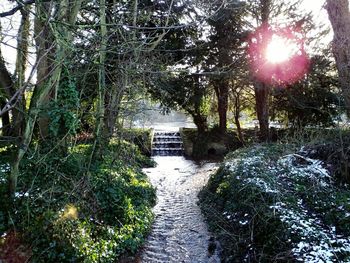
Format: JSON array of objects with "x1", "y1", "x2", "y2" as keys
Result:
[{"x1": 0, "y1": 0, "x2": 35, "y2": 18}]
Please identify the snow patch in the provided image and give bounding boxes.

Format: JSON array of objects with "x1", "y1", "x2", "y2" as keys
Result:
[
  {"x1": 271, "y1": 201, "x2": 350, "y2": 262},
  {"x1": 225, "y1": 147, "x2": 350, "y2": 262},
  {"x1": 278, "y1": 154, "x2": 331, "y2": 187},
  {"x1": 244, "y1": 177, "x2": 279, "y2": 193},
  {"x1": 15, "y1": 192, "x2": 29, "y2": 198},
  {"x1": 0, "y1": 163, "x2": 10, "y2": 183}
]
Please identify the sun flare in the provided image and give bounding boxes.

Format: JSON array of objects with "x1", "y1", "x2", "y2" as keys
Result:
[
  {"x1": 265, "y1": 35, "x2": 299, "y2": 64},
  {"x1": 248, "y1": 26, "x2": 309, "y2": 85}
]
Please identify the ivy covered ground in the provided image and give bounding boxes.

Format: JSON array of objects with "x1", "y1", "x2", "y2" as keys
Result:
[
  {"x1": 0, "y1": 140, "x2": 156, "y2": 262},
  {"x1": 200, "y1": 139, "x2": 350, "y2": 262}
]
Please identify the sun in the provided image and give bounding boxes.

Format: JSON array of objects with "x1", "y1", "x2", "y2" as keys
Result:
[
  {"x1": 265, "y1": 34, "x2": 299, "y2": 64},
  {"x1": 248, "y1": 25, "x2": 309, "y2": 85}
]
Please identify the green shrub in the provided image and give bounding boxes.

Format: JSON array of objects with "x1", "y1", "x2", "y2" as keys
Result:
[
  {"x1": 0, "y1": 140, "x2": 156, "y2": 262},
  {"x1": 116, "y1": 128, "x2": 153, "y2": 157},
  {"x1": 200, "y1": 144, "x2": 350, "y2": 262}
]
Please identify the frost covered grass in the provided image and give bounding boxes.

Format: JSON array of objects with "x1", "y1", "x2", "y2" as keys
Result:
[{"x1": 199, "y1": 144, "x2": 350, "y2": 262}]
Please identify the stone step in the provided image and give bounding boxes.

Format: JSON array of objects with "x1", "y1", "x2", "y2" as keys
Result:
[
  {"x1": 154, "y1": 134, "x2": 180, "y2": 138},
  {"x1": 153, "y1": 140, "x2": 182, "y2": 144},
  {"x1": 152, "y1": 147, "x2": 183, "y2": 151},
  {"x1": 153, "y1": 143, "x2": 183, "y2": 148},
  {"x1": 153, "y1": 135, "x2": 181, "y2": 139},
  {"x1": 154, "y1": 132, "x2": 180, "y2": 135},
  {"x1": 153, "y1": 138, "x2": 182, "y2": 142},
  {"x1": 152, "y1": 150, "x2": 183, "y2": 156},
  {"x1": 152, "y1": 131, "x2": 183, "y2": 156}
]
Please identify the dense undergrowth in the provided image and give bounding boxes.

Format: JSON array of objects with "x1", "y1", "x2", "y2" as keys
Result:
[
  {"x1": 180, "y1": 127, "x2": 287, "y2": 158},
  {"x1": 199, "y1": 130, "x2": 350, "y2": 262},
  {"x1": 116, "y1": 128, "x2": 154, "y2": 157},
  {"x1": 180, "y1": 127, "x2": 245, "y2": 158},
  {"x1": 0, "y1": 139, "x2": 156, "y2": 262}
]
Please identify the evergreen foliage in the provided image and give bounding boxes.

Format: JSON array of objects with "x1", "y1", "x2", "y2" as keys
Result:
[
  {"x1": 271, "y1": 55, "x2": 341, "y2": 127},
  {"x1": 200, "y1": 143, "x2": 350, "y2": 262},
  {"x1": 0, "y1": 0, "x2": 350, "y2": 261},
  {"x1": 0, "y1": 140, "x2": 155, "y2": 262}
]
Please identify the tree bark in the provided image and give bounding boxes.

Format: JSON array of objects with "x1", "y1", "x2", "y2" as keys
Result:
[
  {"x1": 0, "y1": 46, "x2": 15, "y2": 137},
  {"x1": 193, "y1": 114, "x2": 208, "y2": 134},
  {"x1": 0, "y1": 100, "x2": 11, "y2": 136},
  {"x1": 252, "y1": 0, "x2": 271, "y2": 142},
  {"x1": 36, "y1": 0, "x2": 82, "y2": 138},
  {"x1": 90, "y1": 0, "x2": 107, "y2": 161},
  {"x1": 9, "y1": 0, "x2": 82, "y2": 198},
  {"x1": 234, "y1": 113, "x2": 244, "y2": 144},
  {"x1": 12, "y1": 8, "x2": 31, "y2": 137},
  {"x1": 0, "y1": 49, "x2": 16, "y2": 100},
  {"x1": 326, "y1": 0, "x2": 350, "y2": 115},
  {"x1": 233, "y1": 94, "x2": 244, "y2": 144},
  {"x1": 192, "y1": 114, "x2": 208, "y2": 159},
  {"x1": 214, "y1": 81, "x2": 229, "y2": 134},
  {"x1": 102, "y1": 1, "x2": 125, "y2": 141},
  {"x1": 35, "y1": 1, "x2": 54, "y2": 139},
  {"x1": 103, "y1": 80, "x2": 124, "y2": 140},
  {"x1": 254, "y1": 80, "x2": 270, "y2": 141}
]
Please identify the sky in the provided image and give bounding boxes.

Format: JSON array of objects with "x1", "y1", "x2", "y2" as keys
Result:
[
  {"x1": 0, "y1": 1, "x2": 34, "y2": 77},
  {"x1": 302, "y1": 0, "x2": 328, "y2": 21}
]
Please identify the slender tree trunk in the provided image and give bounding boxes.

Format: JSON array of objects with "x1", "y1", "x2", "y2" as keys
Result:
[
  {"x1": 35, "y1": 1, "x2": 54, "y2": 139},
  {"x1": 192, "y1": 113, "x2": 208, "y2": 159},
  {"x1": 0, "y1": 42, "x2": 16, "y2": 137},
  {"x1": 0, "y1": 50, "x2": 16, "y2": 101},
  {"x1": 193, "y1": 114, "x2": 208, "y2": 134},
  {"x1": 9, "y1": 0, "x2": 82, "y2": 198},
  {"x1": 36, "y1": 0, "x2": 82, "y2": 139},
  {"x1": 233, "y1": 94, "x2": 244, "y2": 144},
  {"x1": 254, "y1": 80, "x2": 270, "y2": 141},
  {"x1": 252, "y1": 0, "x2": 271, "y2": 142},
  {"x1": 214, "y1": 81, "x2": 229, "y2": 134},
  {"x1": 91, "y1": 0, "x2": 107, "y2": 161},
  {"x1": 103, "y1": 85, "x2": 118, "y2": 139},
  {"x1": 12, "y1": 8, "x2": 31, "y2": 137},
  {"x1": 326, "y1": 0, "x2": 350, "y2": 115},
  {"x1": 103, "y1": 81, "x2": 124, "y2": 140},
  {"x1": 234, "y1": 113, "x2": 244, "y2": 143},
  {"x1": 0, "y1": 100, "x2": 11, "y2": 136}
]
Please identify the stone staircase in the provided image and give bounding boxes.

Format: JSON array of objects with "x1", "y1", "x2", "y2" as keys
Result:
[{"x1": 152, "y1": 131, "x2": 184, "y2": 156}]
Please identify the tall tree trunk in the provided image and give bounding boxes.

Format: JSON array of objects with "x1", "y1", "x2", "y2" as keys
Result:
[
  {"x1": 326, "y1": 0, "x2": 350, "y2": 115},
  {"x1": 0, "y1": 100, "x2": 11, "y2": 136},
  {"x1": 234, "y1": 113, "x2": 244, "y2": 144},
  {"x1": 254, "y1": 80, "x2": 270, "y2": 141},
  {"x1": 36, "y1": 0, "x2": 82, "y2": 139},
  {"x1": 252, "y1": 0, "x2": 271, "y2": 142},
  {"x1": 214, "y1": 81, "x2": 229, "y2": 134},
  {"x1": 102, "y1": 0, "x2": 124, "y2": 141},
  {"x1": 192, "y1": 113, "x2": 208, "y2": 159},
  {"x1": 0, "y1": 40, "x2": 16, "y2": 137},
  {"x1": 233, "y1": 95, "x2": 244, "y2": 144},
  {"x1": 103, "y1": 80, "x2": 124, "y2": 140},
  {"x1": 0, "y1": 48, "x2": 16, "y2": 100},
  {"x1": 35, "y1": 1, "x2": 54, "y2": 139},
  {"x1": 192, "y1": 114, "x2": 208, "y2": 134},
  {"x1": 12, "y1": 8, "x2": 31, "y2": 137},
  {"x1": 9, "y1": 0, "x2": 82, "y2": 198},
  {"x1": 91, "y1": 0, "x2": 107, "y2": 161},
  {"x1": 103, "y1": 84, "x2": 119, "y2": 139}
]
